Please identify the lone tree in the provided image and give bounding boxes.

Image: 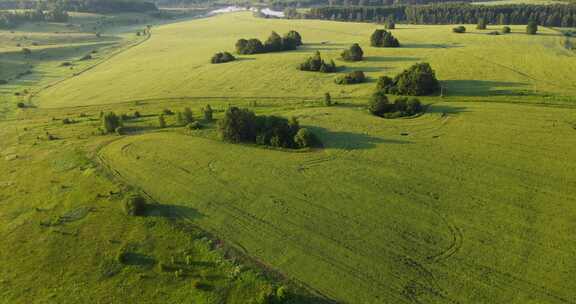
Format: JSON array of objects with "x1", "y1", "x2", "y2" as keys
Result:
[
  {"x1": 477, "y1": 18, "x2": 487, "y2": 30},
  {"x1": 526, "y1": 20, "x2": 538, "y2": 35},
  {"x1": 376, "y1": 62, "x2": 440, "y2": 96},
  {"x1": 340, "y1": 43, "x2": 364, "y2": 61},
  {"x1": 502, "y1": 26, "x2": 511, "y2": 34},
  {"x1": 124, "y1": 194, "x2": 146, "y2": 216},
  {"x1": 384, "y1": 16, "x2": 395, "y2": 30},
  {"x1": 370, "y1": 29, "x2": 399, "y2": 47},
  {"x1": 324, "y1": 92, "x2": 332, "y2": 106},
  {"x1": 284, "y1": 30, "x2": 302, "y2": 46},
  {"x1": 368, "y1": 91, "x2": 391, "y2": 116}
]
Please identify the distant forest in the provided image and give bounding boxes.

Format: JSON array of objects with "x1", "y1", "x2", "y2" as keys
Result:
[
  {"x1": 0, "y1": 0, "x2": 157, "y2": 13},
  {"x1": 304, "y1": 4, "x2": 576, "y2": 27}
]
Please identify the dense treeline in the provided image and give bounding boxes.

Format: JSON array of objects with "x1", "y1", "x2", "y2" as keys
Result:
[
  {"x1": 235, "y1": 30, "x2": 302, "y2": 54},
  {"x1": 0, "y1": 9, "x2": 68, "y2": 28},
  {"x1": 270, "y1": 0, "x2": 472, "y2": 9},
  {"x1": 307, "y1": 4, "x2": 576, "y2": 27},
  {"x1": 219, "y1": 107, "x2": 316, "y2": 149}
]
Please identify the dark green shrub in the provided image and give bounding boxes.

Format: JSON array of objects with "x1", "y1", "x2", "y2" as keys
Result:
[
  {"x1": 124, "y1": 194, "x2": 146, "y2": 216},
  {"x1": 368, "y1": 91, "x2": 390, "y2": 116},
  {"x1": 101, "y1": 112, "x2": 122, "y2": 134},
  {"x1": 283, "y1": 30, "x2": 302, "y2": 46},
  {"x1": 340, "y1": 43, "x2": 363, "y2": 61},
  {"x1": 324, "y1": 92, "x2": 332, "y2": 106},
  {"x1": 235, "y1": 38, "x2": 265, "y2": 54},
  {"x1": 377, "y1": 63, "x2": 440, "y2": 96},
  {"x1": 211, "y1": 52, "x2": 236, "y2": 64},
  {"x1": 335, "y1": 71, "x2": 366, "y2": 85},
  {"x1": 370, "y1": 30, "x2": 399, "y2": 47},
  {"x1": 183, "y1": 107, "x2": 194, "y2": 124},
  {"x1": 158, "y1": 114, "x2": 166, "y2": 128},
  {"x1": 299, "y1": 51, "x2": 336, "y2": 73},
  {"x1": 133, "y1": 111, "x2": 141, "y2": 118},
  {"x1": 502, "y1": 26, "x2": 511, "y2": 33},
  {"x1": 62, "y1": 118, "x2": 73, "y2": 124},
  {"x1": 264, "y1": 31, "x2": 284, "y2": 52},
  {"x1": 203, "y1": 105, "x2": 213, "y2": 122},
  {"x1": 16, "y1": 102, "x2": 26, "y2": 108},
  {"x1": 219, "y1": 107, "x2": 257, "y2": 143},
  {"x1": 487, "y1": 31, "x2": 500, "y2": 35},
  {"x1": 452, "y1": 26, "x2": 466, "y2": 33},
  {"x1": 187, "y1": 121, "x2": 201, "y2": 130},
  {"x1": 527, "y1": 20, "x2": 538, "y2": 35},
  {"x1": 294, "y1": 128, "x2": 316, "y2": 148}
]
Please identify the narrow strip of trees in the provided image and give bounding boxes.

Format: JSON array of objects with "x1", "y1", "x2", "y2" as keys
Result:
[{"x1": 235, "y1": 30, "x2": 303, "y2": 55}]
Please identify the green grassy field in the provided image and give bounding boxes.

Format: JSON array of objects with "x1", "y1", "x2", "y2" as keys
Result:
[
  {"x1": 1, "y1": 9, "x2": 576, "y2": 304},
  {"x1": 31, "y1": 12, "x2": 576, "y2": 108}
]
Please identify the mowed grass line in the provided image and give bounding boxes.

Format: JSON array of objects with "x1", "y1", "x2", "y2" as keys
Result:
[
  {"x1": 34, "y1": 12, "x2": 576, "y2": 108},
  {"x1": 99, "y1": 102, "x2": 576, "y2": 303}
]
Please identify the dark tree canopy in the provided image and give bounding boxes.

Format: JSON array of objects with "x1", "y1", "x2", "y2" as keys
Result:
[
  {"x1": 235, "y1": 31, "x2": 303, "y2": 54},
  {"x1": 211, "y1": 52, "x2": 236, "y2": 64},
  {"x1": 370, "y1": 29, "x2": 400, "y2": 47},
  {"x1": 477, "y1": 17, "x2": 487, "y2": 30},
  {"x1": 218, "y1": 107, "x2": 316, "y2": 149},
  {"x1": 299, "y1": 51, "x2": 337, "y2": 73},
  {"x1": 101, "y1": 112, "x2": 122, "y2": 134},
  {"x1": 368, "y1": 94, "x2": 424, "y2": 118},
  {"x1": 502, "y1": 26, "x2": 511, "y2": 33},
  {"x1": 340, "y1": 43, "x2": 364, "y2": 61},
  {"x1": 377, "y1": 62, "x2": 440, "y2": 96}
]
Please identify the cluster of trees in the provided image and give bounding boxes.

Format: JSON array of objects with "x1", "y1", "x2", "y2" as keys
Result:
[
  {"x1": 56, "y1": 0, "x2": 157, "y2": 13},
  {"x1": 0, "y1": 9, "x2": 68, "y2": 28},
  {"x1": 376, "y1": 62, "x2": 439, "y2": 96},
  {"x1": 340, "y1": 43, "x2": 364, "y2": 61},
  {"x1": 218, "y1": 107, "x2": 316, "y2": 149},
  {"x1": 235, "y1": 30, "x2": 302, "y2": 55},
  {"x1": 452, "y1": 25, "x2": 466, "y2": 33},
  {"x1": 306, "y1": 4, "x2": 576, "y2": 28},
  {"x1": 368, "y1": 93, "x2": 423, "y2": 118},
  {"x1": 101, "y1": 112, "x2": 123, "y2": 134},
  {"x1": 335, "y1": 71, "x2": 366, "y2": 84},
  {"x1": 211, "y1": 52, "x2": 236, "y2": 64},
  {"x1": 370, "y1": 30, "x2": 400, "y2": 47},
  {"x1": 299, "y1": 51, "x2": 337, "y2": 73},
  {"x1": 271, "y1": 0, "x2": 470, "y2": 9}
]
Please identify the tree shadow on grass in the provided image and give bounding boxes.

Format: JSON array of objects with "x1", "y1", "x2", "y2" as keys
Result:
[
  {"x1": 308, "y1": 126, "x2": 412, "y2": 150},
  {"x1": 442, "y1": 80, "x2": 533, "y2": 97},
  {"x1": 364, "y1": 56, "x2": 421, "y2": 62},
  {"x1": 145, "y1": 204, "x2": 204, "y2": 221},
  {"x1": 121, "y1": 252, "x2": 156, "y2": 267},
  {"x1": 426, "y1": 104, "x2": 469, "y2": 115},
  {"x1": 401, "y1": 43, "x2": 462, "y2": 49}
]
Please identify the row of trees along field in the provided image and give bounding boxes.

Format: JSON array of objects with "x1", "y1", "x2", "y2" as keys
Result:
[
  {"x1": 0, "y1": 9, "x2": 68, "y2": 28},
  {"x1": 305, "y1": 4, "x2": 576, "y2": 27},
  {"x1": 0, "y1": 0, "x2": 157, "y2": 13},
  {"x1": 235, "y1": 30, "x2": 303, "y2": 54},
  {"x1": 272, "y1": 0, "x2": 472, "y2": 9}
]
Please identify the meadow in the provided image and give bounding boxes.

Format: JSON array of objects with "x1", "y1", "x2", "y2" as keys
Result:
[{"x1": 1, "y1": 9, "x2": 576, "y2": 304}]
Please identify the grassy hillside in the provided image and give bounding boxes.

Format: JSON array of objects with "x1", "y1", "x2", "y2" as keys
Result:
[
  {"x1": 33, "y1": 12, "x2": 576, "y2": 108},
  {"x1": 95, "y1": 100, "x2": 576, "y2": 303}
]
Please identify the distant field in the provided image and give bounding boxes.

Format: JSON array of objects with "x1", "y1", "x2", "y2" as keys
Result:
[
  {"x1": 99, "y1": 101, "x2": 576, "y2": 303},
  {"x1": 33, "y1": 12, "x2": 576, "y2": 108}
]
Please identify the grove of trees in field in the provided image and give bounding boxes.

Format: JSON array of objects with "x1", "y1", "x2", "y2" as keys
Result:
[
  {"x1": 335, "y1": 71, "x2": 366, "y2": 84},
  {"x1": 377, "y1": 62, "x2": 439, "y2": 96},
  {"x1": 340, "y1": 43, "x2": 364, "y2": 61},
  {"x1": 218, "y1": 107, "x2": 316, "y2": 148},
  {"x1": 299, "y1": 51, "x2": 337, "y2": 73},
  {"x1": 370, "y1": 30, "x2": 400, "y2": 47},
  {"x1": 235, "y1": 31, "x2": 303, "y2": 54}
]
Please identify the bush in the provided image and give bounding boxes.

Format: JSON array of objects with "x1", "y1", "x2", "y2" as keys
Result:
[
  {"x1": 299, "y1": 51, "x2": 336, "y2": 73},
  {"x1": 527, "y1": 20, "x2": 538, "y2": 35},
  {"x1": 368, "y1": 91, "x2": 390, "y2": 116},
  {"x1": 203, "y1": 105, "x2": 213, "y2": 122},
  {"x1": 16, "y1": 102, "x2": 26, "y2": 108},
  {"x1": 187, "y1": 121, "x2": 201, "y2": 130},
  {"x1": 158, "y1": 114, "x2": 167, "y2": 128},
  {"x1": 370, "y1": 30, "x2": 399, "y2": 47},
  {"x1": 62, "y1": 118, "x2": 73, "y2": 124},
  {"x1": 384, "y1": 17, "x2": 395, "y2": 30},
  {"x1": 334, "y1": 71, "x2": 366, "y2": 85},
  {"x1": 340, "y1": 43, "x2": 363, "y2": 61},
  {"x1": 502, "y1": 26, "x2": 511, "y2": 34},
  {"x1": 124, "y1": 194, "x2": 146, "y2": 216},
  {"x1": 293, "y1": 128, "x2": 316, "y2": 148},
  {"x1": 134, "y1": 111, "x2": 141, "y2": 118},
  {"x1": 452, "y1": 26, "x2": 466, "y2": 33},
  {"x1": 101, "y1": 112, "x2": 122, "y2": 134},
  {"x1": 324, "y1": 92, "x2": 332, "y2": 106},
  {"x1": 183, "y1": 107, "x2": 194, "y2": 124},
  {"x1": 211, "y1": 52, "x2": 236, "y2": 64},
  {"x1": 487, "y1": 31, "x2": 500, "y2": 35},
  {"x1": 236, "y1": 38, "x2": 265, "y2": 54},
  {"x1": 377, "y1": 63, "x2": 440, "y2": 96}
]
